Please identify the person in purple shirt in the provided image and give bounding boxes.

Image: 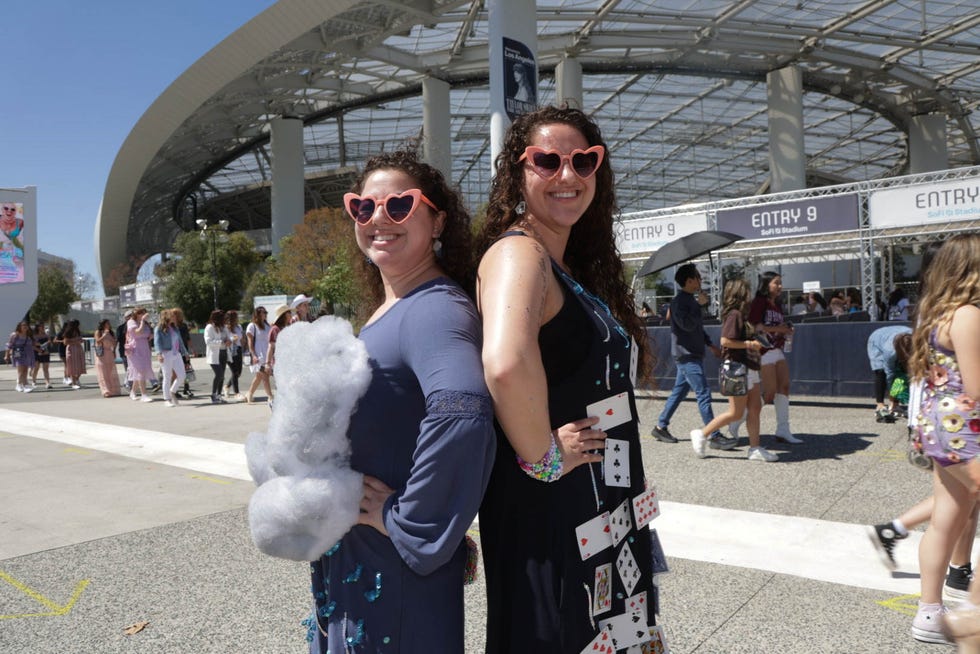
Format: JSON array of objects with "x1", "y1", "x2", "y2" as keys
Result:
[{"x1": 306, "y1": 150, "x2": 495, "y2": 653}]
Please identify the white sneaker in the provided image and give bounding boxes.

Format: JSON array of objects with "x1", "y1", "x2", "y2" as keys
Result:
[
  {"x1": 130, "y1": 391, "x2": 138, "y2": 401},
  {"x1": 165, "y1": 400, "x2": 177, "y2": 408},
  {"x1": 748, "y1": 446, "x2": 778, "y2": 462},
  {"x1": 63, "y1": 377, "x2": 70, "y2": 386},
  {"x1": 141, "y1": 396, "x2": 153, "y2": 403},
  {"x1": 71, "y1": 384, "x2": 80, "y2": 390},
  {"x1": 775, "y1": 430, "x2": 803, "y2": 444},
  {"x1": 690, "y1": 429, "x2": 707, "y2": 458},
  {"x1": 911, "y1": 602, "x2": 950, "y2": 644},
  {"x1": 23, "y1": 385, "x2": 34, "y2": 393},
  {"x1": 15, "y1": 384, "x2": 23, "y2": 392}
]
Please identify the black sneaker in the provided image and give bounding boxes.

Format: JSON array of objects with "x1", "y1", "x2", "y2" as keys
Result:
[
  {"x1": 709, "y1": 434, "x2": 738, "y2": 450},
  {"x1": 875, "y1": 408, "x2": 897, "y2": 423},
  {"x1": 867, "y1": 523, "x2": 906, "y2": 571},
  {"x1": 651, "y1": 426, "x2": 678, "y2": 443},
  {"x1": 945, "y1": 564, "x2": 973, "y2": 600}
]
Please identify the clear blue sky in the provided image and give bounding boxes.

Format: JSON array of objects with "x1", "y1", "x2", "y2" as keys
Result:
[{"x1": 0, "y1": 0, "x2": 276, "y2": 295}]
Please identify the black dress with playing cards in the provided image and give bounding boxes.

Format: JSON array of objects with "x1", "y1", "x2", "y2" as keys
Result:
[{"x1": 480, "y1": 258, "x2": 656, "y2": 654}]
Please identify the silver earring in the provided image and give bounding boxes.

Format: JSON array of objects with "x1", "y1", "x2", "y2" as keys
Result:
[
  {"x1": 433, "y1": 238, "x2": 443, "y2": 257},
  {"x1": 515, "y1": 200, "x2": 526, "y2": 215}
]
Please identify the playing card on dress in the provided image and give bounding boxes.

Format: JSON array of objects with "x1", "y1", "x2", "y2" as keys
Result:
[
  {"x1": 604, "y1": 438, "x2": 631, "y2": 488},
  {"x1": 626, "y1": 625, "x2": 670, "y2": 654},
  {"x1": 579, "y1": 624, "x2": 616, "y2": 654},
  {"x1": 575, "y1": 511, "x2": 613, "y2": 560},
  {"x1": 587, "y1": 392, "x2": 632, "y2": 432},
  {"x1": 616, "y1": 541, "x2": 642, "y2": 597},
  {"x1": 593, "y1": 563, "x2": 613, "y2": 616},
  {"x1": 609, "y1": 498, "x2": 634, "y2": 546},
  {"x1": 626, "y1": 591, "x2": 651, "y2": 639},
  {"x1": 598, "y1": 609, "x2": 649, "y2": 651},
  {"x1": 632, "y1": 487, "x2": 661, "y2": 528}
]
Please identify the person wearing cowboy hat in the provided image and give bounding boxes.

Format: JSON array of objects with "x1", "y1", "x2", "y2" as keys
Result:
[{"x1": 289, "y1": 294, "x2": 313, "y2": 324}]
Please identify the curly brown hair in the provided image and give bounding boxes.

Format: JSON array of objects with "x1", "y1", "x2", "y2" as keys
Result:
[
  {"x1": 909, "y1": 233, "x2": 980, "y2": 380},
  {"x1": 475, "y1": 106, "x2": 651, "y2": 380},
  {"x1": 351, "y1": 149, "x2": 475, "y2": 310}
]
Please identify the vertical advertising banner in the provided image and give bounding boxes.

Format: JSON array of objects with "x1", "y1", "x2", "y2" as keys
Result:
[
  {"x1": 0, "y1": 201, "x2": 25, "y2": 284},
  {"x1": 503, "y1": 37, "x2": 536, "y2": 120}
]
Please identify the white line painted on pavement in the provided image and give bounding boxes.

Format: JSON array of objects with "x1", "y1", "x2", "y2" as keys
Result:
[
  {"x1": 0, "y1": 408, "x2": 251, "y2": 481},
  {"x1": 0, "y1": 408, "x2": 921, "y2": 595},
  {"x1": 655, "y1": 501, "x2": 921, "y2": 596}
]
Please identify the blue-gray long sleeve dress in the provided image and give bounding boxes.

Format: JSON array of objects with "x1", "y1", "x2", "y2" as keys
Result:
[{"x1": 307, "y1": 278, "x2": 496, "y2": 653}]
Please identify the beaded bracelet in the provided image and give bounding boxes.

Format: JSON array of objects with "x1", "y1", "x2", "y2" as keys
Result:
[{"x1": 516, "y1": 431, "x2": 563, "y2": 482}]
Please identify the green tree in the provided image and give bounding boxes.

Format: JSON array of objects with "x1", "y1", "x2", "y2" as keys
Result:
[
  {"x1": 159, "y1": 231, "x2": 263, "y2": 324},
  {"x1": 273, "y1": 208, "x2": 360, "y2": 315},
  {"x1": 30, "y1": 265, "x2": 78, "y2": 327}
]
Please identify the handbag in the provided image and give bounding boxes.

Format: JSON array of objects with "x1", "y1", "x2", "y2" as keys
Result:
[
  {"x1": 95, "y1": 345, "x2": 104, "y2": 357},
  {"x1": 718, "y1": 359, "x2": 748, "y2": 397}
]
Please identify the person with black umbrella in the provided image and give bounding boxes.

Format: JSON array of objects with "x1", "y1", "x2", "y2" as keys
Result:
[{"x1": 651, "y1": 263, "x2": 737, "y2": 451}]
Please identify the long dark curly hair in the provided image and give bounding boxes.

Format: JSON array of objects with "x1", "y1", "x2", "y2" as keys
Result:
[
  {"x1": 351, "y1": 149, "x2": 474, "y2": 310},
  {"x1": 475, "y1": 106, "x2": 651, "y2": 381}
]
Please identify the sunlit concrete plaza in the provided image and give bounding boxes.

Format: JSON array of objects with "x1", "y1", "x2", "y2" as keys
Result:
[{"x1": 0, "y1": 356, "x2": 956, "y2": 653}]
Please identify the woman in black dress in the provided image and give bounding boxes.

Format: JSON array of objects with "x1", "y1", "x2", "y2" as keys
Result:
[{"x1": 476, "y1": 106, "x2": 659, "y2": 653}]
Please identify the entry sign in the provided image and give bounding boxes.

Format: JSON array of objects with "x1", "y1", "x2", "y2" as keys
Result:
[{"x1": 716, "y1": 194, "x2": 859, "y2": 240}]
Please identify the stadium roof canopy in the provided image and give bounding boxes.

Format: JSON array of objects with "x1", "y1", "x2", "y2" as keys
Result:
[{"x1": 96, "y1": 0, "x2": 980, "y2": 284}]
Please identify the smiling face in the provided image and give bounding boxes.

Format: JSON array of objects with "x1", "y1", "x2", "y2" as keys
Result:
[
  {"x1": 521, "y1": 123, "x2": 597, "y2": 233},
  {"x1": 354, "y1": 168, "x2": 445, "y2": 279},
  {"x1": 768, "y1": 275, "x2": 783, "y2": 298}
]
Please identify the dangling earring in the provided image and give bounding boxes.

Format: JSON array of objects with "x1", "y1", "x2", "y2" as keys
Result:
[
  {"x1": 364, "y1": 255, "x2": 375, "y2": 266},
  {"x1": 515, "y1": 200, "x2": 526, "y2": 215},
  {"x1": 433, "y1": 236, "x2": 443, "y2": 257}
]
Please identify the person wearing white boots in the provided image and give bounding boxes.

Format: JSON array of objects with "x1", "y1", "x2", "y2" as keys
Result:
[{"x1": 731, "y1": 271, "x2": 800, "y2": 445}]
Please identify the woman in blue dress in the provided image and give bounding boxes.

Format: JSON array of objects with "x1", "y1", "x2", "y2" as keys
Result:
[
  {"x1": 306, "y1": 150, "x2": 495, "y2": 653},
  {"x1": 476, "y1": 106, "x2": 658, "y2": 653}
]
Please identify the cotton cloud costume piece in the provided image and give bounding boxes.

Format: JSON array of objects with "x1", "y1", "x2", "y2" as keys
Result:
[{"x1": 245, "y1": 316, "x2": 371, "y2": 562}]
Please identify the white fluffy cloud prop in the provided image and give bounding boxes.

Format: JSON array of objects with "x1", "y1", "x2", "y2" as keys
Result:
[{"x1": 246, "y1": 316, "x2": 371, "y2": 561}]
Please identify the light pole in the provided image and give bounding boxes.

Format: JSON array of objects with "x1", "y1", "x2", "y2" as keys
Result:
[{"x1": 196, "y1": 219, "x2": 229, "y2": 309}]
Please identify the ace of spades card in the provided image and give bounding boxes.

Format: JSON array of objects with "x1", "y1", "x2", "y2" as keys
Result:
[
  {"x1": 603, "y1": 438, "x2": 631, "y2": 488},
  {"x1": 598, "y1": 609, "x2": 650, "y2": 651},
  {"x1": 609, "y1": 498, "x2": 634, "y2": 547},
  {"x1": 616, "y1": 541, "x2": 642, "y2": 597}
]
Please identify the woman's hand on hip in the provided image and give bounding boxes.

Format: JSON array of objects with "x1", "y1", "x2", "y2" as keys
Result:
[
  {"x1": 556, "y1": 416, "x2": 605, "y2": 475},
  {"x1": 357, "y1": 475, "x2": 394, "y2": 535}
]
